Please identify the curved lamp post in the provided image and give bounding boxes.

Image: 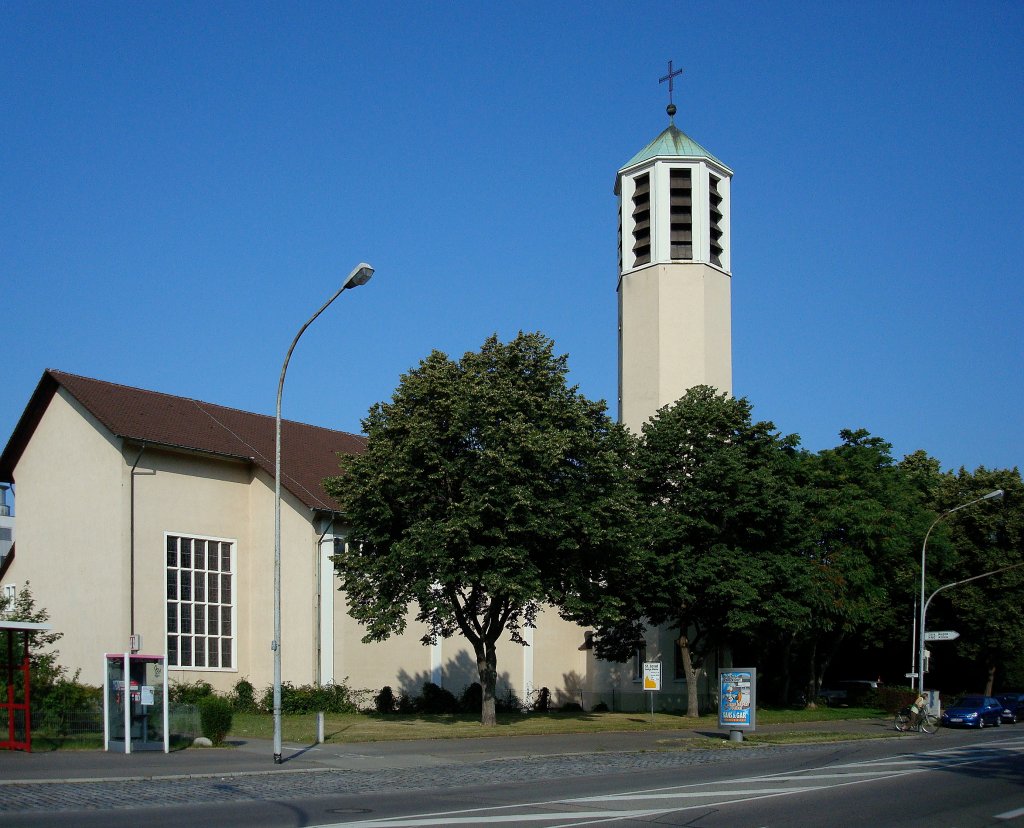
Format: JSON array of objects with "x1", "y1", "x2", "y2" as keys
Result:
[
  {"x1": 274, "y1": 262, "x2": 374, "y2": 764},
  {"x1": 917, "y1": 488, "x2": 1003, "y2": 696}
]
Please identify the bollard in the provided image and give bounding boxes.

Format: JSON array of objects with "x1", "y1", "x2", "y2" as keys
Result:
[
  {"x1": 317, "y1": 711, "x2": 325, "y2": 744},
  {"x1": 729, "y1": 729, "x2": 743, "y2": 742}
]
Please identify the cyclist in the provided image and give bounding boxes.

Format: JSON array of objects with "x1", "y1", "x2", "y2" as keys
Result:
[{"x1": 909, "y1": 693, "x2": 928, "y2": 727}]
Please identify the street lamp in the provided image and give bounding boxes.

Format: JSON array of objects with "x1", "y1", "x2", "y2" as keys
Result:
[
  {"x1": 917, "y1": 488, "x2": 1003, "y2": 697},
  {"x1": 273, "y1": 262, "x2": 375, "y2": 764}
]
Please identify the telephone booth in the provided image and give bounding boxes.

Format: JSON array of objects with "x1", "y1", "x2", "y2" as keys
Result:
[
  {"x1": 1, "y1": 620, "x2": 51, "y2": 752},
  {"x1": 103, "y1": 653, "x2": 169, "y2": 753}
]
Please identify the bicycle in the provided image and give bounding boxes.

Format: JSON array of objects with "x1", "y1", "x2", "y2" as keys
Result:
[{"x1": 894, "y1": 706, "x2": 939, "y2": 733}]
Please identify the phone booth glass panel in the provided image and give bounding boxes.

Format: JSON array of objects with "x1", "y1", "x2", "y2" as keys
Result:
[{"x1": 103, "y1": 653, "x2": 168, "y2": 753}]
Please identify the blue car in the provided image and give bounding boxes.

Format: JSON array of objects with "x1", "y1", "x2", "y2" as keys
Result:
[
  {"x1": 941, "y1": 695, "x2": 1004, "y2": 728},
  {"x1": 997, "y1": 693, "x2": 1024, "y2": 724}
]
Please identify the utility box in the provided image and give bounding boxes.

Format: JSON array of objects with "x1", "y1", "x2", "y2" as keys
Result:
[{"x1": 103, "y1": 653, "x2": 169, "y2": 753}]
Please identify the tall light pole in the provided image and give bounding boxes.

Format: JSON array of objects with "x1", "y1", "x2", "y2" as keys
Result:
[
  {"x1": 273, "y1": 262, "x2": 374, "y2": 764},
  {"x1": 917, "y1": 488, "x2": 1003, "y2": 697}
]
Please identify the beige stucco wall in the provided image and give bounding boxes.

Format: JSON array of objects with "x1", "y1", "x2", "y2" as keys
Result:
[
  {"x1": 135, "y1": 445, "x2": 253, "y2": 693},
  {"x1": 619, "y1": 262, "x2": 732, "y2": 433},
  {"x1": 7, "y1": 390, "x2": 128, "y2": 684},
  {"x1": 528, "y1": 608, "x2": 589, "y2": 706}
]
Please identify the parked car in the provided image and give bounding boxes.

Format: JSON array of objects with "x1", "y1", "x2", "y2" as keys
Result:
[
  {"x1": 818, "y1": 679, "x2": 879, "y2": 706},
  {"x1": 997, "y1": 693, "x2": 1024, "y2": 724},
  {"x1": 941, "y1": 695, "x2": 1004, "y2": 728}
]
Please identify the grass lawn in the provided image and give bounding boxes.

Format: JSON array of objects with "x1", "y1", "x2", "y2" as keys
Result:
[
  {"x1": 21, "y1": 705, "x2": 886, "y2": 750},
  {"x1": 228, "y1": 706, "x2": 885, "y2": 745}
]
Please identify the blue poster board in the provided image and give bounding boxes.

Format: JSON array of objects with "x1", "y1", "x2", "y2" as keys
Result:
[{"x1": 718, "y1": 668, "x2": 756, "y2": 731}]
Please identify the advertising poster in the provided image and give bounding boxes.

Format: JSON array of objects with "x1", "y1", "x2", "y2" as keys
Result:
[{"x1": 718, "y1": 668, "x2": 756, "y2": 731}]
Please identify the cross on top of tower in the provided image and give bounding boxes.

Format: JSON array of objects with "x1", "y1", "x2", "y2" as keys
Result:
[{"x1": 659, "y1": 60, "x2": 683, "y2": 122}]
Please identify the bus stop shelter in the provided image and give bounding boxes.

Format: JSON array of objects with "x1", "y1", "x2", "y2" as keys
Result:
[{"x1": 0, "y1": 620, "x2": 51, "y2": 752}]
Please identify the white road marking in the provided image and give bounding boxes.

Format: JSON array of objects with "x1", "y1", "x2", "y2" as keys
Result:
[{"x1": 318, "y1": 737, "x2": 1024, "y2": 828}]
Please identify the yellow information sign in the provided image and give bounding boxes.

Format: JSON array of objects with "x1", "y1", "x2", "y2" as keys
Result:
[{"x1": 642, "y1": 662, "x2": 661, "y2": 691}]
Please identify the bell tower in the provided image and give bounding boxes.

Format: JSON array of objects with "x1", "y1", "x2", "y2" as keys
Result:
[{"x1": 617, "y1": 62, "x2": 733, "y2": 432}]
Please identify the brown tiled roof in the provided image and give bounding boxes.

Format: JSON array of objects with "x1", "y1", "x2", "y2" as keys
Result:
[{"x1": 0, "y1": 370, "x2": 365, "y2": 512}]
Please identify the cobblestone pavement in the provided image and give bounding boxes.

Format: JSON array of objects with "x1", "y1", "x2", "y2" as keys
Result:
[{"x1": 0, "y1": 745, "x2": 787, "y2": 813}]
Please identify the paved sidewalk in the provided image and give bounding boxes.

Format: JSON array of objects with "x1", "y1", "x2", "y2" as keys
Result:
[{"x1": 0, "y1": 717, "x2": 895, "y2": 784}]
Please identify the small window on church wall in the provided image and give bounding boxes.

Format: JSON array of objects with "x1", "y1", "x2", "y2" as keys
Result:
[
  {"x1": 670, "y1": 168, "x2": 693, "y2": 260},
  {"x1": 166, "y1": 534, "x2": 235, "y2": 671},
  {"x1": 709, "y1": 174, "x2": 724, "y2": 267},
  {"x1": 631, "y1": 173, "x2": 651, "y2": 267}
]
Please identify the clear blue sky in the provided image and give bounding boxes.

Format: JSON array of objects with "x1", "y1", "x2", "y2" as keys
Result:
[{"x1": 3, "y1": 1, "x2": 1022, "y2": 480}]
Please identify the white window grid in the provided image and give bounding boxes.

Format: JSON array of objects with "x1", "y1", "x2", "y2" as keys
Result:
[{"x1": 165, "y1": 534, "x2": 235, "y2": 670}]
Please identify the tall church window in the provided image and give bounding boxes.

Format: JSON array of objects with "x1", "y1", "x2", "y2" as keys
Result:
[
  {"x1": 166, "y1": 534, "x2": 235, "y2": 670},
  {"x1": 670, "y1": 168, "x2": 693, "y2": 260},
  {"x1": 709, "y1": 174, "x2": 724, "y2": 267},
  {"x1": 631, "y1": 174, "x2": 651, "y2": 267},
  {"x1": 632, "y1": 644, "x2": 647, "y2": 682}
]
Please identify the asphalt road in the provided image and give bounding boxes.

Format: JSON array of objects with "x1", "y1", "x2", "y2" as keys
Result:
[{"x1": 1, "y1": 723, "x2": 1022, "y2": 827}]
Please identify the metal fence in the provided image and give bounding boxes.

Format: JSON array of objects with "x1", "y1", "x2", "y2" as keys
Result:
[
  {"x1": 579, "y1": 690, "x2": 717, "y2": 715},
  {"x1": 29, "y1": 703, "x2": 201, "y2": 741}
]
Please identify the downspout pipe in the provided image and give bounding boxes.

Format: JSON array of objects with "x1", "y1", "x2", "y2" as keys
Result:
[
  {"x1": 129, "y1": 444, "x2": 147, "y2": 642},
  {"x1": 314, "y1": 511, "x2": 340, "y2": 687}
]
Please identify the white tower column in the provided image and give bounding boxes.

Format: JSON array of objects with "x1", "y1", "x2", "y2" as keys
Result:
[{"x1": 616, "y1": 98, "x2": 733, "y2": 433}]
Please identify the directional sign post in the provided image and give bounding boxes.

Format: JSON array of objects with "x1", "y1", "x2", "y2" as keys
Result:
[{"x1": 924, "y1": 630, "x2": 960, "y2": 642}]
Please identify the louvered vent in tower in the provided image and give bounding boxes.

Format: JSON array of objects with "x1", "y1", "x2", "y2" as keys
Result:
[
  {"x1": 709, "y1": 173, "x2": 723, "y2": 267},
  {"x1": 631, "y1": 173, "x2": 651, "y2": 267},
  {"x1": 670, "y1": 168, "x2": 693, "y2": 260}
]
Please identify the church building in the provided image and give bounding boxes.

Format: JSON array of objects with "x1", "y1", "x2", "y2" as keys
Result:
[{"x1": 1, "y1": 69, "x2": 733, "y2": 711}]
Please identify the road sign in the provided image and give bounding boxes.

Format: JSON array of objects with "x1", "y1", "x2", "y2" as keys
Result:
[
  {"x1": 905, "y1": 672, "x2": 919, "y2": 678},
  {"x1": 924, "y1": 630, "x2": 960, "y2": 642}
]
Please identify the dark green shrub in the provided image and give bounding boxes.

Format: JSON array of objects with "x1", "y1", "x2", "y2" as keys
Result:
[
  {"x1": 560, "y1": 701, "x2": 584, "y2": 712},
  {"x1": 198, "y1": 695, "x2": 233, "y2": 745},
  {"x1": 460, "y1": 683, "x2": 482, "y2": 713},
  {"x1": 495, "y1": 688, "x2": 523, "y2": 714},
  {"x1": 169, "y1": 680, "x2": 213, "y2": 705},
  {"x1": 374, "y1": 686, "x2": 396, "y2": 714},
  {"x1": 397, "y1": 692, "x2": 417, "y2": 713},
  {"x1": 592, "y1": 701, "x2": 610, "y2": 712},
  {"x1": 532, "y1": 687, "x2": 551, "y2": 712},
  {"x1": 258, "y1": 680, "x2": 363, "y2": 714},
  {"x1": 876, "y1": 685, "x2": 918, "y2": 714},
  {"x1": 38, "y1": 674, "x2": 102, "y2": 735},
  {"x1": 40, "y1": 674, "x2": 101, "y2": 716},
  {"x1": 231, "y1": 678, "x2": 257, "y2": 712},
  {"x1": 419, "y1": 682, "x2": 460, "y2": 714}
]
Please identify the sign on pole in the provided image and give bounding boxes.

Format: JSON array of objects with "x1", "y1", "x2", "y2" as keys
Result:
[
  {"x1": 642, "y1": 662, "x2": 662, "y2": 691},
  {"x1": 643, "y1": 662, "x2": 661, "y2": 723},
  {"x1": 924, "y1": 630, "x2": 960, "y2": 642}
]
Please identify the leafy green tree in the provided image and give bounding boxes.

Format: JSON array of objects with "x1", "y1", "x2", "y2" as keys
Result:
[
  {"x1": 0, "y1": 581, "x2": 64, "y2": 685},
  {"x1": 928, "y1": 467, "x2": 1024, "y2": 694},
  {"x1": 795, "y1": 430, "x2": 927, "y2": 699},
  {"x1": 586, "y1": 386, "x2": 803, "y2": 716},
  {"x1": 324, "y1": 333, "x2": 638, "y2": 725},
  {"x1": 0, "y1": 582, "x2": 68, "y2": 712}
]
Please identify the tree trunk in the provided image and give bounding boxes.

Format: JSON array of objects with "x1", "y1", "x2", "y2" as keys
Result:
[
  {"x1": 985, "y1": 663, "x2": 997, "y2": 697},
  {"x1": 474, "y1": 638, "x2": 498, "y2": 726},
  {"x1": 816, "y1": 631, "x2": 845, "y2": 691},
  {"x1": 779, "y1": 634, "x2": 793, "y2": 705},
  {"x1": 677, "y1": 632, "x2": 701, "y2": 718},
  {"x1": 805, "y1": 639, "x2": 818, "y2": 709}
]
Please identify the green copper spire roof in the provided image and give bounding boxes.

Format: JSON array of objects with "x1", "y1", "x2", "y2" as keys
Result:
[{"x1": 620, "y1": 123, "x2": 730, "y2": 173}]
